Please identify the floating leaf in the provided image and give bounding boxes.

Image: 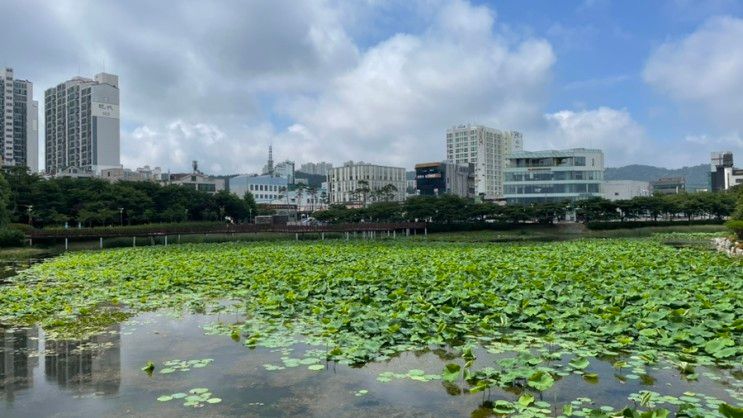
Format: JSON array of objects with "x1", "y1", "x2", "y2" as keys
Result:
[{"x1": 442, "y1": 364, "x2": 461, "y2": 383}]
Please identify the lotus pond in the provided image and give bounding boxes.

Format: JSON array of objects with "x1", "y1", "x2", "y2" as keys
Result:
[{"x1": 1, "y1": 237, "x2": 742, "y2": 417}]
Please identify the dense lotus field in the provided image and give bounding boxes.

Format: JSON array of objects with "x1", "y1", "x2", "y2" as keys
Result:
[{"x1": 1, "y1": 238, "x2": 742, "y2": 417}]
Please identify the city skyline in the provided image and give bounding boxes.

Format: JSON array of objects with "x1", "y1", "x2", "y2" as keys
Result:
[{"x1": 3, "y1": 0, "x2": 743, "y2": 174}]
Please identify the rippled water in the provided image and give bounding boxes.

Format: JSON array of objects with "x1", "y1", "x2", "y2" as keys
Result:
[{"x1": 1, "y1": 310, "x2": 741, "y2": 418}]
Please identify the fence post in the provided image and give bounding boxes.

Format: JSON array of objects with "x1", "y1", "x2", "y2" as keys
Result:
[
  {"x1": 165, "y1": 235, "x2": 168, "y2": 246},
  {"x1": 321, "y1": 232, "x2": 325, "y2": 241},
  {"x1": 29, "y1": 238, "x2": 32, "y2": 247},
  {"x1": 178, "y1": 234, "x2": 181, "y2": 244},
  {"x1": 133, "y1": 236, "x2": 136, "y2": 247},
  {"x1": 295, "y1": 233, "x2": 299, "y2": 241},
  {"x1": 393, "y1": 230, "x2": 396, "y2": 239},
  {"x1": 346, "y1": 232, "x2": 349, "y2": 241},
  {"x1": 424, "y1": 227, "x2": 427, "y2": 237},
  {"x1": 65, "y1": 237, "x2": 68, "y2": 250},
  {"x1": 99, "y1": 237, "x2": 103, "y2": 249}
]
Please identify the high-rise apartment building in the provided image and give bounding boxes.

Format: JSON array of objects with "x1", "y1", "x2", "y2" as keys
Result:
[
  {"x1": 44, "y1": 73, "x2": 120, "y2": 175},
  {"x1": 1, "y1": 68, "x2": 38, "y2": 171},
  {"x1": 274, "y1": 160, "x2": 295, "y2": 184},
  {"x1": 446, "y1": 124, "x2": 523, "y2": 199},
  {"x1": 299, "y1": 161, "x2": 333, "y2": 176}
]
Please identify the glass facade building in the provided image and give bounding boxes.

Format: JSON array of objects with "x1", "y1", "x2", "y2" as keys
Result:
[{"x1": 503, "y1": 148, "x2": 604, "y2": 204}]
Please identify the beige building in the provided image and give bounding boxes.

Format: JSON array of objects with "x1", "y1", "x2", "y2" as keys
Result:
[
  {"x1": 446, "y1": 124, "x2": 523, "y2": 199},
  {"x1": 327, "y1": 161, "x2": 406, "y2": 204}
]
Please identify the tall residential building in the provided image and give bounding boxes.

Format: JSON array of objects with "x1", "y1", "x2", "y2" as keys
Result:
[
  {"x1": 327, "y1": 161, "x2": 406, "y2": 204},
  {"x1": 446, "y1": 124, "x2": 523, "y2": 199},
  {"x1": 299, "y1": 161, "x2": 333, "y2": 176},
  {"x1": 44, "y1": 72, "x2": 120, "y2": 175},
  {"x1": 274, "y1": 160, "x2": 295, "y2": 184},
  {"x1": 1, "y1": 68, "x2": 38, "y2": 171},
  {"x1": 503, "y1": 148, "x2": 604, "y2": 204}
]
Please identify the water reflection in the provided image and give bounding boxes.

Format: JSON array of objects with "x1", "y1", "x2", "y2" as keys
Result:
[
  {"x1": 1, "y1": 324, "x2": 121, "y2": 402},
  {"x1": 45, "y1": 326, "x2": 121, "y2": 396},
  {"x1": 0, "y1": 327, "x2": 39, "y2": 401}
]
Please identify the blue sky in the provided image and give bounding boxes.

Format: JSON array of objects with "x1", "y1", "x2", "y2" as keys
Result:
[{"x1": 3, "y1": 0, "x2": 743, "y2": 172}]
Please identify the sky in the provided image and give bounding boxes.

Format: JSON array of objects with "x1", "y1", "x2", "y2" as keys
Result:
[{"x1": 2, "y1": 0, "x2": 743, "y2": 174}]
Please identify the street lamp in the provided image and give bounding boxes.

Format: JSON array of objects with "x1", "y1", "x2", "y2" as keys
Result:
[
  {"x1": 119, "y1": 207, "x2": 124, "y2": 226},
  {"x1": 27, "y1": 205, "x2": 33, "y2": 226}
]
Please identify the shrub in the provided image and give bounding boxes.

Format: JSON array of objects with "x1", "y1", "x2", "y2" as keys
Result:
[
  {"x1": 8, "y1": 223, "x2": 36, "y2": 234},
  {"x1": 0, "y1": 228, "x2": 25, "y2": 247},
  {"x1": 725, "y1": 220, "x2": 743, "y2": 240},
  {"x1": 586, "y1": 219, "x2": 724, "y2": 230}
]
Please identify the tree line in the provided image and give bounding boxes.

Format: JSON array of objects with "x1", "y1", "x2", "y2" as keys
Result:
[
  {"x1": 313, "y1": 188, "x2": 743, "y2": 224},
  {"x1": 0, "y1": 167, "x2": 259, "y2": 227},
  {"x1": 1, "y1": 166, "x2": 741, "y2": 229}
]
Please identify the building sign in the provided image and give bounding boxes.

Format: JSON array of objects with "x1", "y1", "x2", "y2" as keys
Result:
[{"x1": 91, "y1": 102, "x2": 120, "y2": 119}]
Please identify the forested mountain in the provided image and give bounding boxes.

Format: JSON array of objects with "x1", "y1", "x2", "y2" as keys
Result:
[{"x1": 604, "y1": 164, "x2": 709, "y2": 190}]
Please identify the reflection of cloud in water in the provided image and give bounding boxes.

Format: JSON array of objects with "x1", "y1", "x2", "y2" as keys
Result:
[
  {"x1": 1, "y1": 327, "x2": 39, "y2": 401},
  {"x1": 44, "y1": 326, "x2": 121, "y2": 396}
]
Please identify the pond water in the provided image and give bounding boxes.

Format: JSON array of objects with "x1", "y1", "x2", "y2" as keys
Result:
[{"x1": 2, "y1": 310, "x2": 740, "y2": 418}]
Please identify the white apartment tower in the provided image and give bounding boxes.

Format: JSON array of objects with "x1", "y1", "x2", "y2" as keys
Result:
[
  {"x1": 1, "y1": 68, "x2": 39, "y2": 171},
  {"x1": 44, "y1": 72, "x2": 120, "y2": 175},
  {"x1": 446, "y1": 124, "x2": 523, "y2": 199}
]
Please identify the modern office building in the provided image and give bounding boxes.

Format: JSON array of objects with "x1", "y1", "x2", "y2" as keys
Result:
[
  {"x1": 44, "y1": 72, "x2": 120, "y2": 175},
  {"x1": 274, "y1": 160, "x2": 295, "y2": 184},
  {"x1": 298, "y1": 161, "x2": 333, "y2": 176},
  {"x1": 503, "y1": 148, "x2": 604, "y2": 204},
  {"x1": 710, "y1": 152, "x2": 743, "y2": 192},
  {"x1": 651, "y1": 177, "x2": 686, "y2": 195},
  {"x1": 327, "y1": 161, "x2": 406, "y2": 204},
  {"x1": 446, "y1": 124, "x2": 523, "y2": 200},
  {"x1": 1, "y1": 67, "x2": 38, "y2": 171},
  {"x1": 414, "y1": 161, "x2": 474, "y2": 198},
  {"x1": 603, "y1": 180, "x2": 651, "y2": 201},
  {"x1": 229, "y1": 174, "x2": 288, "y2": 204}
]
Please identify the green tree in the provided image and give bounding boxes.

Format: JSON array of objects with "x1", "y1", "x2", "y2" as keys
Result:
[
  {"x1": 0, "y1": 172, "x2": 12, "y2": 225},
  {"x1": 243, "y1": 191, "x2": 257, "y2": 222}
]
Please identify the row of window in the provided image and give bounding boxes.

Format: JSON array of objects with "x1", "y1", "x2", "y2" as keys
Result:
[
  {"x1": 505, "y1": 183, "x2": 601, "y2": 194},
  {"x1": 505, "y1": 170, "x2": 603, "y2": 182}
]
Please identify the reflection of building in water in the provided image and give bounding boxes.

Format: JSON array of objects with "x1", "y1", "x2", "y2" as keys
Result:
[
  {"x1": 1, "y1": 327, "x2": 39, "y2": 401},
  {"x1": 44, "y1": 326, "x2": 121, "y2": 395}
]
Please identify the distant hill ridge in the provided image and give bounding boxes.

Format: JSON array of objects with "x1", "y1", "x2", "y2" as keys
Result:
[{"x1": 604, "y1": 164, "x2": 708, "y2": 190}]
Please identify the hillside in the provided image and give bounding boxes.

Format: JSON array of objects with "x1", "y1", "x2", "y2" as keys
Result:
[{"x1": 604, "y1": 164, "x2": 709, "y2": 190}]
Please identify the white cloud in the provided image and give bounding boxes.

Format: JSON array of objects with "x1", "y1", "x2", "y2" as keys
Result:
[
  {"x1": 534, "y1": 107, "x2": 645, "y2": 166},
  {"x1": 684, "y1": 132, "x2": 743, "y2": 148},
  {"x1": 123, "y1": 121, "x2": 276, "y2": 174},
  {"x1": 644, "y1": 16, "x2": 743, "y2": 130},
  {"x1": 275, "y1": 0, "x2": 556, "y2": 169}
]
